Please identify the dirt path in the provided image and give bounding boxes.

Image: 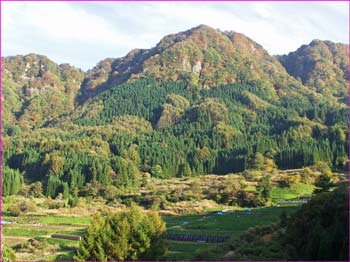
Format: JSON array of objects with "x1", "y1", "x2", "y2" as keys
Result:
[
  {"x1": 4, "y1": 236, "x2": 31, "y2": 241},
  {"x1": 5, "y1": 224, "x2": 85, "y2": 231}
]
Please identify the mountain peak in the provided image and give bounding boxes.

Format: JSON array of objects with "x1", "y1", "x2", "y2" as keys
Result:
[
  {"x1": 192, "y1": 24, "x2": 215, "y2": 31},
  {"x1": 79, "y1": 25, "x2": 300, "y2": 101},
  {"x1": 155, "y1": 24, "x2": 224, "y2": 50},
  {"x1": 3, "y1": 26, "x2": 349, "y2": 132},
  {"x1": 78, "y1": 25, "x2": 344, "y2": 106},
  {"x1": 278, "y1": 39, "x2": 348, "y2": 100}
]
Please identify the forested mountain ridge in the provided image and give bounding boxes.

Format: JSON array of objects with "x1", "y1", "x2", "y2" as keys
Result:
[
  {"x1": 278, "y1": 39, "x2": 349, "y2": 104},
  {"x1": 2, "y1": 25, "x2": 348, "y2": 201},
  {"x1": 2, "y1": 54, "x2": 84, "y2": 134},
  {"x1": 3, "y1": 25, "x2": 348, "y2": 118},
  {"x1": 79, "y1": 25, "x2": 307, "y2": 101}
]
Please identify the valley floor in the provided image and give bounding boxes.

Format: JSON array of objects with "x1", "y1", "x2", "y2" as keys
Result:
[
  {"x1": 3, "y1": 168, "x2": 345, "y2": 260},
  {"x1": 3, "y1": 206, "x2": 299, "y2": 260},
  {"x1": 2, "y1": 170, "x2": 344, "y2": 261}
]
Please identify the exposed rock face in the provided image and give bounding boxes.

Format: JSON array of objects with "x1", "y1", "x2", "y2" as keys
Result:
[
  {"x1": 181, "y1": 58, "x2": 191, "y2": 71},
  {"x1": 192, "y1": 61, "x2": 202, "y2": 74}
]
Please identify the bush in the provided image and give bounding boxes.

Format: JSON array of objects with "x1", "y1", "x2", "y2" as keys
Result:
[
  {"x1": 43, "y1": 198, "x2": 65, "y2": 209},
  {"x1": 285, "y1": 186, "x2": 348, "y2": 260},
  {"x1": 75, "y1": 204, "x2": 167, "y2": 261},
  {"x1": 7, "y1": 201, "x2": 36, "y2": 216},
  {"x1": 29, "y1": 182, "x2": 43, "y2": 197},
  {"x1": 68, "y1": 195, "x2": 79, "y2": 208}
]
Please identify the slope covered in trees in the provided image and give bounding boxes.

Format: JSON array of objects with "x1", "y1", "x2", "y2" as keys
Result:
[
  {"x1": 79, "y1": 25, "x2": 317, "y2": 102},
  {"x1": 2, "y1": 54, "x2": 84, "y2": 133},
  {"x1": 2, "y1": 25, "x2": 348, "y2": 200},
  {"x1": 3, "y1": 77, "x2": 347, "y2": 199},
  {"x1": 278, "y1": 39, "x2": 349, "y2": 104}
]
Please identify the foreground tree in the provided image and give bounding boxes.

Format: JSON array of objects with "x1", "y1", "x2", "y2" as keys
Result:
[
  {"x1": 75, "y1": 205, "x2": 166, "y2": 261},
  {"x1": 285, "y1": 184, "x2": 348, "y2": 260}
]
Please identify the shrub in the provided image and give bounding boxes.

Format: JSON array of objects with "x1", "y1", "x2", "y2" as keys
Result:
[
  {"x1": 68, "y1": 195, "x2": 79, "y2": 208},
  {"x1": 7, "y1": 201, "x2": 36, "y2": 216},
  {"x1": 43, "y1": 198, "x2": 65, "y2": 209},
  {"x1": 75, "y1": 205, "x2": 166, "y2": 261}
]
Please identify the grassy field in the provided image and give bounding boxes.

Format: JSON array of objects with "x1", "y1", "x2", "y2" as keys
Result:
[
  {"x1": 38, "y1": 216, "x2": 92, "y2": 226},
  {"x1": 164, "y1": 206, "x2": 298, "y2": 237},
  {"x1": 271, "y1": 183, "x2": 314, "y2": 202},
  {"x1": 164, "y1": 241, "x2": 219, "y2": 260}
]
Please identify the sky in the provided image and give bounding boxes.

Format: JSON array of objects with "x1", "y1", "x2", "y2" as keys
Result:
[{"x1": 2, "y1": 1, "x2": 349, "y2": 71}]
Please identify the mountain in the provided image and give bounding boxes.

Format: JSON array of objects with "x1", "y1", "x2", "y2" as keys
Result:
[
  {"x1": 79, "y1": 25, "x2": 305, "y2": 101},
  {"x1": 2, "y1": 54, "x2": 84, "y2": 133},
  {"x1": 3, "y1": 25, "x2": 348, "y2": 133},
  {"x1": 2, "y1": 24, "x2": 348, "y2": 206},
  {"x1": 278, "y1": 40, "x2": 349, "y2": 103},
  {"x1": 2, "y1": 25, "x2": 349, "y2": 262}
]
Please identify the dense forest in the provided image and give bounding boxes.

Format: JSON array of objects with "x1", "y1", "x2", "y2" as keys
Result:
[
  {"x1": 2, "y1": 25, "x2": 348, "y2": 202},
  {"x1": 3, "y1": 77, "x2": 348, "y2": 200}
]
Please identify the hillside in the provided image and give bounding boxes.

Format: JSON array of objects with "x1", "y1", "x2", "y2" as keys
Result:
[
  {"x1": 278, "y1": 39, "x2": 349, "y2": 103},
  {"x1": 2, "y1": 54, "x2": 84, "y2": 133},
  {"x1": 79, "y1": 25, "x2": 309, "y2": 101},
  {"x1": 3, "y1": 26, "x2": 348, "y2": 130},
  {"x1": 2, "y1": 24, "x2": 348, "y2": 201}
]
